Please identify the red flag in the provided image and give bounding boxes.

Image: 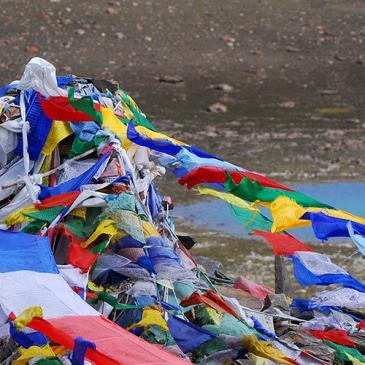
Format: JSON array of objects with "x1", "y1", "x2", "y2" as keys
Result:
[
  {"x1": 26, "y1": 315, "x2": 190, "y2": 365},
  {"x1": 357, "y1": 319, "x2": 365, "y2": 330},
  {"x1": 38, "y1": 94, "x2": 100, "y2": 122},
  {"x1": 252, "y1": 230, "x2": 314, "y2": 256},
  {"x1": 234, "y1": 276, "x2": 274, "y2": 300},
  {"x1": 36, "y1": 191, "x2": 80, "y2": 209},
  {"x1": 309, "y1": 329, "x2": 356, "y2": 347},
  {"x1": 67, "y1": 243, "x2": 99, "y2": 272},
  {"x1": 178, "y1": 166, "x2": 293, "y2": 191},
  {"x1": 180, "y1": 290, "x2": 240, "y2": 319}
]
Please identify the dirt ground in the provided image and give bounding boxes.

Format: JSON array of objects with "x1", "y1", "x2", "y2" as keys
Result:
[{"x1": 0, "y1": 0, "x2": 364, "y2": 183}]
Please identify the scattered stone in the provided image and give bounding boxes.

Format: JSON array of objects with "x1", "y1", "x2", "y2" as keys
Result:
[
  {"x1": 206, "y1": 125, "x2": 219, "y2": 137},
  {"x1": 212, "y1": 83, "x2": 234, "y2": 92},
  {"x1": 75, "y1": 29, "x2": 85, "y2": 35},
  {"x1": 25, "y1": 45, "x2": 40, "y2": 54},
  {"x1": 262, "y1": 293, "x2": 290, "y2": 315},
  {"x1": 347, "y1": 118, "x2": 361, "y2": 124},
  {"x1": 114, "y1": 32, "x2": 124, "y2": 39},
  {"x1": 207, "y1": 102, "x2": 227, "y2": 113},
  {"x1": 157, "y1": 75, "x2": 184, "y2": 84},
  {"x1": 334, "y1": 54, "x2": 346, "y2": 61},
  {"x1": 286, "y1": 46, "x2": 300, "y2": 53},
  {"x1": 222, "y1": 34, "x2": 235, "y2": 43},
  {"x1": 106, "y1": 7, "x2": 118, "y2": 14},
  {"x1": 319, "y1": 89, "x2": 338, "y2": 95},
  {"x1": 251, "y1": 47, "x2": 261, "y2": 56},
  {"x1": 278, "y1": 100, "x2": 296, "y2": 108},
  {"x1": 315, "y1": 107, "x2": 350, "y2": 114},
  {"x1": 59, "y1": 65, "x2": 72, "y2": 73}
]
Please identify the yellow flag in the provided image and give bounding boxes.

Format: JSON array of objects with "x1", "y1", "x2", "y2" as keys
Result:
[
  {"x1": 194, "y1": 186, "x2": 258, "y2": 212},
  {"x1": 249, "y1": 354, "x2": 274, "y2": 365},
  {"x1": 13, "y1": 344, "x2": 55, "y2": 365},
  {"x1": 242, "y1": 335, "x2": 293, "y2": 365},
  {"x1": 127, "y1": 307, "x2": 168, "y2": 332},
  {"x1": 142, "y1": 221, "x2": 160, "y2": 237},
  {"x1": 81, "y1": 219, "x2": 117, "y2": 248},
  {"x1": 14, "y1": 306, "x2": 43, "y2": 330},
  {"x1": 101, "y1": 106, "x2": 131, "y2": 149},
  {"x1": 270, "y1": 196, "x2": 311, "y2": 232},
  {"x1": 4, "y1": 205, "x2": 38, "y2": 226},
  {"x1": 135, "y1": 125, "x2": 188, "y2": 146},
  {"x1": 42, "y1": 121, "x2": 73, "y2": 156},
  {"x1": 346, "y1": 354, "x2": 365, "y2": 365},
  {"x1": 69, "y1": 207, "x2": 86, "y2": 221},
  {"x1": 270, "y1": 196, "x2": 365, "y2": 233}
]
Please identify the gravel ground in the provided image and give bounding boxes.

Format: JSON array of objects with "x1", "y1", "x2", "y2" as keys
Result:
[{"x1": 0, "y1": 0, "x2": 364, "y2": 183}]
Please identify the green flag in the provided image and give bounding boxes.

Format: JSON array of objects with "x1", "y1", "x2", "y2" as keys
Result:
[
  {"x1": 68, "y1": 87, "x2": 102, "y2": 125},
  {"x1": 225, "y1": 174, "x2": 332, "y2": 208}
]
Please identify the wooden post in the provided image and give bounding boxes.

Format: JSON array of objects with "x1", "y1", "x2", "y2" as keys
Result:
[
  {"x1": 275, "y1": 256, "x2": 293, "y2": 296},
  {"x1": 275, "y1": 256, "x2": 285, "y2": 293}
]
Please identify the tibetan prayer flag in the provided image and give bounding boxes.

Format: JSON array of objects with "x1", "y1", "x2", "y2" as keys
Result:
[
  {"x1": 348, "y1": 222, "x2": 365, "y2": 256},
  {"x1": 312, "y1": 287, "x2": 365, "y2": 309},
  {"x1": 15, "y1": 91, "x2": 53, "y2": 160},
  {"x1": 118, "y1": 90, "x2": 156, "y2": 131},
  {"x1": 229, "y1": 204, "x2": 273, "y2": 233},
  {"x1": 252, "y1": 230, "x2": 314, "y2": 256},
  {"x1": 127, "y1": 122, "x2": 219, "y2": 160},
  {"x1": 303, "y1": 212, "x2": 365, "y2": 241},
  {"x1": 194, "y1": 186, "x2": 257, "y2": 211},
  {"x1": 1, "y1": 230, "x2": 189, "y2": 365},
  {"x1": 67, "y1": 243, "x2": 99, "y2": 272},
  {"x1": 180, "y1": 290, "x2": 240, "y2": 319},
  {"x1": 324, "y1": 341, "x2": 365, "y2": 364},
  {"x1": 179, "y1": 166, "x2": 293, "y2": 191},
  {"x1": 291, "y1": 251, "x2": 365, "y2": 292},
  {"x1": 26, "y1": 314, "x2": 190, "y2": 365},
  {"x1": 357, "y1": 319, "x2": 365, "y2": 330},
  {"x1": 127, "y1": 122, "x2": 181, "y2": 155},
  {"x1": 167, "y1": 315, "x2": 216, "y2": 353},
  {"x1": 310, "y1": 329, "x2": 356, "y2": 347},
  {"x1": 38, "y1": 152, "x2": 110, "y2": 200},
  {"x1": 35, "y1": 191, "x2": 81, "y2": 210},
  {"x1": 225, "y1": 174, "x2": 332, "y2": 208},
  {"x1": 38, "y1": 94, "x2": 96, "y2": 122},
  {"x1": 68, "y1": 87, "x2": 102, "y2": 125},
  {"x1": 0, "y1": 230, "x2": 97, "y2": 320},
  {"x1": 234, "y1": 276, "x2": 274, "y2": 300},
  {"x1": 270, "y1": 196, "x2": 365, "y2": 236}
]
